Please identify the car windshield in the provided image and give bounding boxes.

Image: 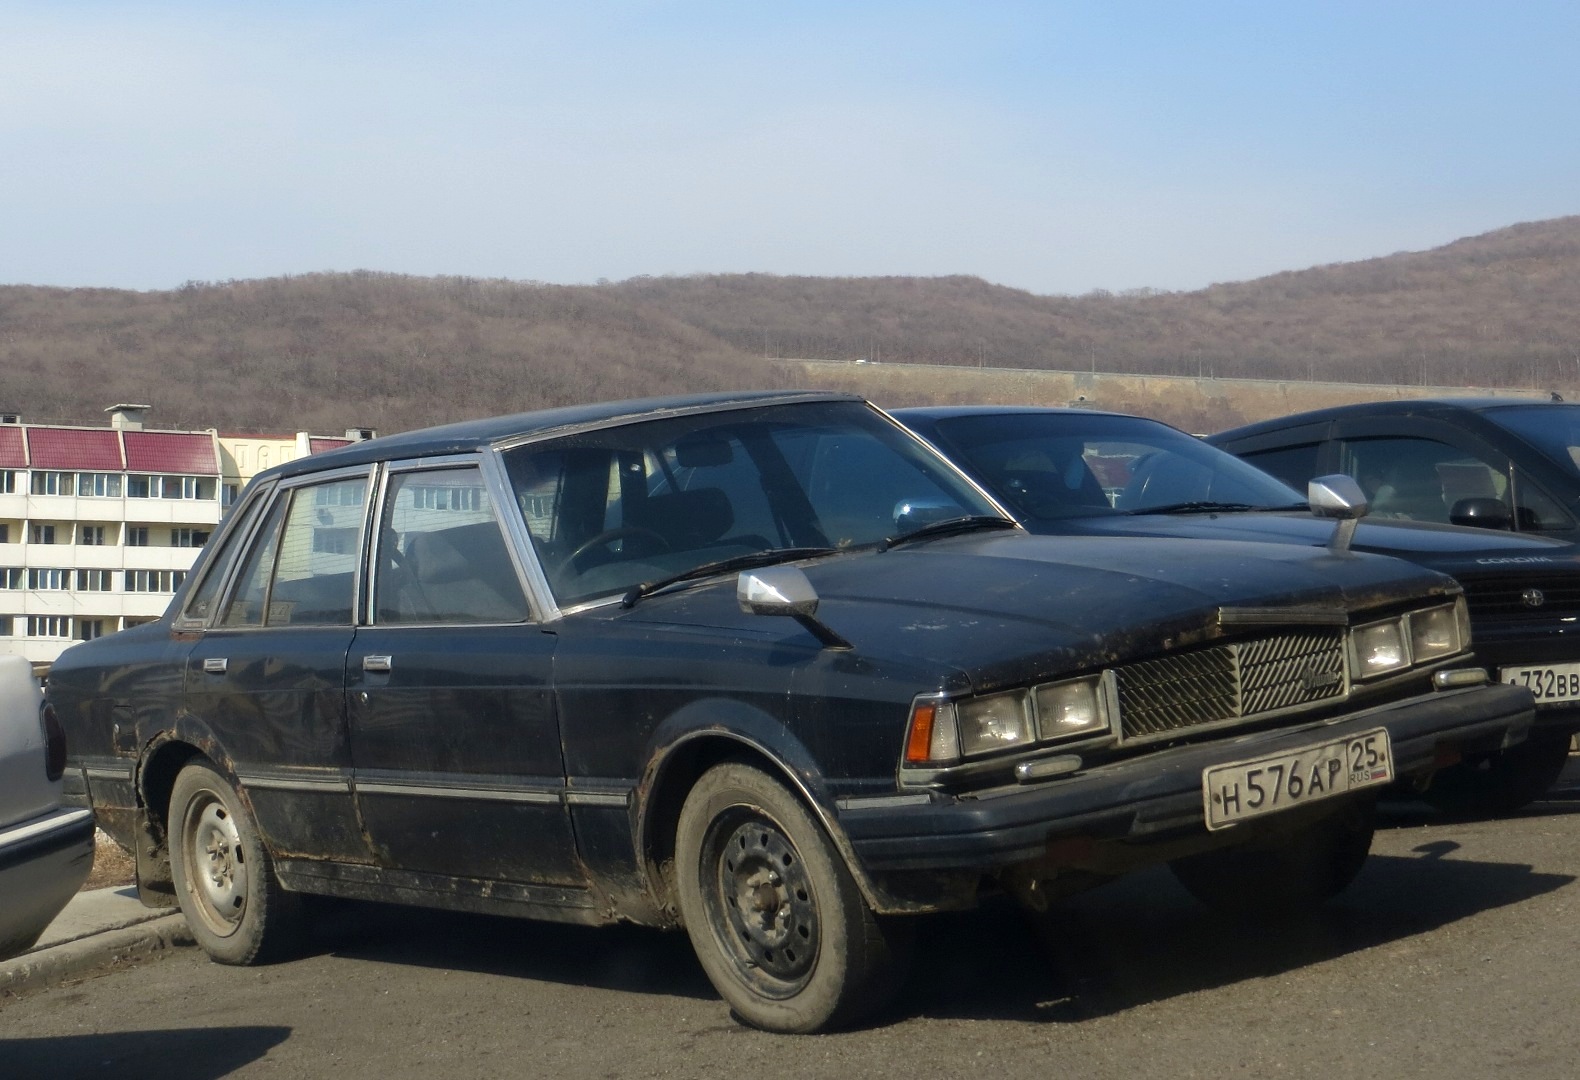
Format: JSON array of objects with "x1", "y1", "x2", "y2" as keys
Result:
[
  {"x1": 501, "y1": 400, "x2": 1002, "y2": 607},
  {"x1": 924, "y1": 412, "x2": 1306, "y2": 521},
  {"x1": 1484, "y1": 404, "x2": 1580, "y2": 478}
]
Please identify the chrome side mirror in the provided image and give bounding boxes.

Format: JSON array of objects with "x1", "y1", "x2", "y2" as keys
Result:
[
  {"x1": 738, "y1": 565, "x2": 820, "y2": 617},
  {"x1": 892, "y1": 498, "x2": 959, "y2": 531},
  {"x1": 737, "y1": 566, "x2": 852, "y2": 650},
  {"x1": 1308, "y1": 474, "x2": 1369, "y2": 552}
]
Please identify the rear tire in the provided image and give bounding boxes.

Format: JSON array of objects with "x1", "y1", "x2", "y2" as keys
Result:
[
  {"x1": 1170, "y1": 798, "x2": 1375, "y2": 917},
  {"x1": 674, "y1": 762, "x2": 910, "y2": 1033},
  {"x1": 169, "y1": 761, "x2": 304, "y2": 965},
  {"x1": 1420, "y1": 727, "x2": 1573, "y2": 816}
]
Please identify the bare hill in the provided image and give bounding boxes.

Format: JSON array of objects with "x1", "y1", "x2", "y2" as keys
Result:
[{"x1": 1, "y1": 216, "x2": 1576, "y2": 434}]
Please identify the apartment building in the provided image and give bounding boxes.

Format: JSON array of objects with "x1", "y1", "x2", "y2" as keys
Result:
[{"x1": 0, "y1": 405, "x2": 362, "y2": 667}]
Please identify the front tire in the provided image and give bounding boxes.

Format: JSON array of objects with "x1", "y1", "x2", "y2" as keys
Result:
[
  {"x1": 674, "y1": 762, "x2": 910, "y2": 1033},
  {"x1": 1169, "y1": 797, "x2": 1375, "y2": 917},
  {"x1": 169, "y1": 761, "x2": 304, "y2": 965}
]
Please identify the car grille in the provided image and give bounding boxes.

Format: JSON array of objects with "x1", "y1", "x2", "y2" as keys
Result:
[
  {"x1": 1115, "y1": 630, "x2": 1347, "y2": 741},
  {"x1": 1458, "y1": 573, "x2": 1580, "y2": 623}
]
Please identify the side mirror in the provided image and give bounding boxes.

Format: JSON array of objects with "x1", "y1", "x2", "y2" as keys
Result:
[
  {"x1": 893, "y1": 498, "x2": 959, "y2": 531},
  {"x1": 737, "y1": 565, "x2": 820, "y2": 617},
  {"x1": 1308, "y1": 474, "x2": 1369, "y2": 553},
  {"x1": 1450, "y1": 497, "x2": 1513, "y2": 531},
  {"x1": 737, "y1": 566, "x2": 853, "y2": 649}
]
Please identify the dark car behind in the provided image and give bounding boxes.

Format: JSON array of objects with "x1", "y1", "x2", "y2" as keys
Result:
[{"x1": 897, "y1": 404, "x2": 1578, "y2": 813}]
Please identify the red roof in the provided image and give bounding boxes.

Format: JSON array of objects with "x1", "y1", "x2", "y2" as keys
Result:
[
  {"x1": 0, "y1": 426, "x2": 23, "y2": 468},
  {"x1": 309, "y1": 438, "x2": 352, "y2": 454},
  {"x1": 28, "y1": 428, "x2": 123, "y2": 471},
  {"x1": 123, "y1": 431, "x2": 218, "y2": 475}
]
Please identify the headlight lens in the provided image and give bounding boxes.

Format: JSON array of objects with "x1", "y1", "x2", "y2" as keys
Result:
[
  {"x1": 1408, "y1": 602, "x2": 1465, "y2": 662},
  {"x1": 1353, "y1": 618, "x2": 1409, "y2": 678},
  {"x1": 956, "y1": 691, "x2": 1035, "y2": 756},
  {"x1": 1035, "y1": 677, "x2": 1109, "y2": 741}
]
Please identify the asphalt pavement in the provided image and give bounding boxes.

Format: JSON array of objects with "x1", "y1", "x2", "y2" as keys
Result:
[{"x1": 6, "y1": 753, "x2": 1579, "y2": 1005}]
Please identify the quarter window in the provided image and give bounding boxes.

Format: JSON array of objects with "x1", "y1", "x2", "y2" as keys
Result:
[{"x1": 222, "y1": 477, "x2": 367, "y2": 627}]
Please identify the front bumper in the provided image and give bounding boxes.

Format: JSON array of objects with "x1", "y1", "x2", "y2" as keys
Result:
[{"x1": 840, "y1": 682, "x2": 1531, "y2": 879}]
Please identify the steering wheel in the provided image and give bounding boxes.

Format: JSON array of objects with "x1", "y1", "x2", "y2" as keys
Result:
[{"x1": 556, "y1": 526, "x2": 671, "y2": 579}]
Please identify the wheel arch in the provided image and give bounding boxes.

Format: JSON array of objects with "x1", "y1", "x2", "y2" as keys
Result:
[{"x1": 635, "y1": 720, "x2": 889, "y2": 919}]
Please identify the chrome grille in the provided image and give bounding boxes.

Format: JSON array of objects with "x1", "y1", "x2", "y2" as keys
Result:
[{"x1": 1116, "y1": 630, "x2": 1346, "y2": 741}]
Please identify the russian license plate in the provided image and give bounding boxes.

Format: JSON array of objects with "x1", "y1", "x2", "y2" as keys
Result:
[
  {"x1": 1500, "y1": 662, "x2": 1580, "y2": 706},
  {"x1": 1202, "y1": 728, "x2": 1393, "y2": 831}
]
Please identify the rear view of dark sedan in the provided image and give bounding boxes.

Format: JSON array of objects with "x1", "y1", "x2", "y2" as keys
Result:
[
  {"x1": 49, "y1": 392, "x2": 1531, "y2": 1032},
  {"x1": 897, "y1": 404, "x2": 1578, "y2": 813}
]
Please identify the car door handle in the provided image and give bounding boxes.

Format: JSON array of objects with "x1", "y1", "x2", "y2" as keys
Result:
[
  {"x1": 203, "y1": 658, "x2": 228, "y2": 674},
  {"x1": 362, "y1": 655, "x2": 392, "y2": 673}
]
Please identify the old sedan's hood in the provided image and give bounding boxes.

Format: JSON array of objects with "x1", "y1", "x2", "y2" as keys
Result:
[
  {"x1": 620, "y1": 531, "x2": 1456, "y2": 694},
  {"x1": 1046, "y1": 511, "x2": 1580, "y2": 580}
]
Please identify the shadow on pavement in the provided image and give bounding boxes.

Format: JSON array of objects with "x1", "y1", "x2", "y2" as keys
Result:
[
  {"x1": 893, "y1": 842, "x2": 1572, "y2": 1025},
  {"x1": 0, "y1": 1026, "x2": 291, "y2": 1080},
  {"x1": 309, "y1": 901, "x2": 716, "y2": 1002}
]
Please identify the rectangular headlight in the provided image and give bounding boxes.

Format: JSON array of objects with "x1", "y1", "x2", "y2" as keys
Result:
[
  {"x1": 1034, "y1": 677, "x2": 1110, "y2": 742},
  {"x1": 957, "y1": 691, "x2": 1035, "y2": 756},
  {"x1": 1408, "y1": 602, "x2": 1466, "y2": 662},
  {"x1": 1353, "y1": 617, "x2": 1409, "y2": 678}
]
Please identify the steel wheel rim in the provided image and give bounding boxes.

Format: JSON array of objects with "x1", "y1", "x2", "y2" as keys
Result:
[
  {"x1": 182, "y1": 790, "x2": 248, "y2": 937},
  {"x1": 703, "y1": 809, "x2": 820, "y2": 997}
]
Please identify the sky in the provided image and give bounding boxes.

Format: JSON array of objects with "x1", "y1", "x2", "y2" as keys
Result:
[{"x1": 2, "y1": 1, "x2": 1577, "y2": 296}]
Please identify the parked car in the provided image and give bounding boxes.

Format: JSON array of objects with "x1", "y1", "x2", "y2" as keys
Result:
[
  {"x1": 897, "y1": 404, "x2": 1580, "y2": 814},
  {"x1": 49, "y1": 391, "x2": 1531, "y2": 1032},
  {"x1": 1207, "y1": 397, "x2": 1580, "y2": 542},
  {"x1": 0, "y1": 655, "x2": 95, "y2": 960}
]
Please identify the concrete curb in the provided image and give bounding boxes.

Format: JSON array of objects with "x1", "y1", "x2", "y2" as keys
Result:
[{"x1": 0, "y1": 914, "x2": 194, "y2": 1000}]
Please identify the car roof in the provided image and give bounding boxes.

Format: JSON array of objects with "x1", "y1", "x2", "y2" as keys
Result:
[
  {"x1": 893, "y1": 404, "x2": 1139, "y2": 422},
  {"x1": 261, "y1": 390, "x2": 859, "y2": 482},
  {"x1": 1211, "y1": 395, "x2": 1568, "y2": 439}
]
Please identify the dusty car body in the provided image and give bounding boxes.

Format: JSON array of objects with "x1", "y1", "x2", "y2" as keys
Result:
[
  {"x1": 49, "y1": 392, "x2": 1531, "y2": 1032},
  {"x1": 898, "y1": 404, "x2": 1580, "y2": 813},
  {"x1": 0, "y1": 655, "x2": 94, "y2": 960}
]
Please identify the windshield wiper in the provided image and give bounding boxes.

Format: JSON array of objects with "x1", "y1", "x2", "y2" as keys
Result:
[
  {"x1": 620, "y1": 547, "x2": 839, "y2": 608},
  {"x1": 1124, "y1": 501, "x2": 1262, "y2": 516},
  {"x1": 878, "y1": 515, "x2": 1019, "y2": 552}
]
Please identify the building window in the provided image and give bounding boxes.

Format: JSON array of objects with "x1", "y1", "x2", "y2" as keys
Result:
[
  {"x1": 30, "y1": 471, "x2": 70, "y2": 496},
  {"x1": 0, "y1": 568, "x2": 21, "y2": 589},
  {"x1": 28, "y1": 616, "x2": 70, "y2": 638},
  {"x1": 76, "y1": 569, "x2": 114, "y2": 592},
  {"x1": 0, "y1": 524, "x2": 8, "y2": 544},
  {"x1": 30, "y1": 524, "x2": 57, "y2": 544},
  {"x1": 222, "y1": 483, "x2": 240, "y2": 508},
  {"x1": 80, "y1": 525, "x2": 106, "y2": 546},
  {"x1": 127, "y1": 475, "x2": 152, "y2": 498},
  {"x1": 77, "y1": 619, "x2": 107, "y2": 641},
  {"x1": 0, "y1": 470, "x2": 14, "y2": 494},
  {"x1": 172, "y1": 528, "x2": 211, "y2": 548},
  {"x1": 29, "y1": 568, "x2": 68, "y2": 590},
  {"x1": 76, "y1": 472, "x2": 123, "y2": 498},
  {"x1": 315, "y1": 484, "x2": 366, "y2": 507},
  {"x1": 0, "y1": 615, "x2": 11, "y2": 636},
  {"x1": 125, "y1": 569, "x2": 185, "y2": 593},
  {"x1": 126, "y1": 527, "x2": 149, "y2": 547}
]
